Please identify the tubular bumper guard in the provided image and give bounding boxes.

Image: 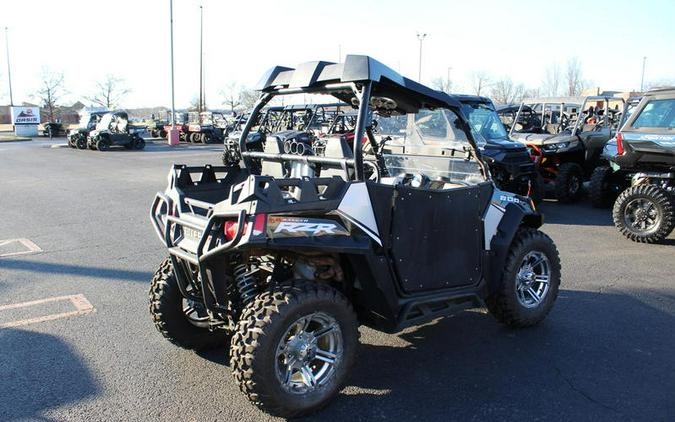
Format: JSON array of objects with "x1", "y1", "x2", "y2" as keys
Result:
[{"x1": 150, "y1": 192, "x2": 247, "y2": 318}]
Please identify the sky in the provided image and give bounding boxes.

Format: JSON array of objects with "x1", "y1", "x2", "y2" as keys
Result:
[{"x1": 1, "y1": 0, "x2": 673, "y2": 109}]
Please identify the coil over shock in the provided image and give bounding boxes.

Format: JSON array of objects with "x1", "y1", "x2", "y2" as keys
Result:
[{"x1": 233, "y1": 263, "x2": 260, "y2": 305}]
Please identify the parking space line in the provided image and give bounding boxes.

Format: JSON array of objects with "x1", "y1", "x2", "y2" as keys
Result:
[
  {"x1": 0, "y1": 238, "x2": 43, "y2": 257},
  {"x1": 0, "y1": 294, "x2": 95, "y2": 328}
]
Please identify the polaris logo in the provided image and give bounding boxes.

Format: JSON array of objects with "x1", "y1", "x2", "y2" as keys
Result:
[
  {"x1": 267, "y1": 216, "x2": 350, "y2": 238},
  {"x1": 274, "y1": 222, "x2": 339, "y2": 235}
]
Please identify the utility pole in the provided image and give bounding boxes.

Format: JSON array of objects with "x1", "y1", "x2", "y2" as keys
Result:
[
  {"x1": 416, "y1": 32, "x2": 427, "y2": 82},
  {"x1": 168, "y1": 0, "x2": 178, "y2": 145},
  {"x1": 640, "y1": 56, "x2": 647, "y2": 92},
  {"x1": 199, "y1": 5, "x2": 203, "y2": 113},
  {"x1": 5, "y1": 27, "x2": 13, "y2": 106}
]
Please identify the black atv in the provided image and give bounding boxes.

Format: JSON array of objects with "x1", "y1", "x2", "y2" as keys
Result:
[
  {"x1": 608, "y1": 87, "x2": 675, "y2": 243},
  {"x1": 148, "y1": 55, "x2": 561, "y2": 418},
  {"x1": 42, "y1": 122, "x2": 67, "y2": 138},
  {"x1": 87, "y1": 110, "x2": 145, "y2": 151},
  {"x1": 458, "y1": 96, "x2": 542, "y2": 203},
  {"x1": 510, "y1": 96, "x2": 624, "y2": 202}
]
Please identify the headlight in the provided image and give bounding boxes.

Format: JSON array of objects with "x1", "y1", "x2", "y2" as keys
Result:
[{"x1": 542, "y1": 141, "x2": 570, "y2": 152}]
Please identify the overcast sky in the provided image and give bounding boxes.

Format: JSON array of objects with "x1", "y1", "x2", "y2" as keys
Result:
[{"x1": 1, "y1": 0, "x2": 673, "y2": 109}]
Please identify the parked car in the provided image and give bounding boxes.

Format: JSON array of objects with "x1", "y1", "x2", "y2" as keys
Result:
[
  {"x1": 609, "y1": 87, "x2": 675, "y2": 243},
  {"x1": 149, "y1": 55, "x2": 561, "y2": 418},
  {"x1": 87, "y1": 111, "x2": 145, "y2": 151}
]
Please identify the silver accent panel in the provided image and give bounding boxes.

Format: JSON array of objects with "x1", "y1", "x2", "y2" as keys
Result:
[
  {"x1": 483, "y1": 204, "x2": 505, "y2": 250},
  {"x1": 337, "y1": 182, "x2": 381, "y2": 245}
]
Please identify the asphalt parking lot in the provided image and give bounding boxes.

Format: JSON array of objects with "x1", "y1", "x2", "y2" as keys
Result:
[{"x1": 1, "y1": 138, "x2": 673, "y2": 421}]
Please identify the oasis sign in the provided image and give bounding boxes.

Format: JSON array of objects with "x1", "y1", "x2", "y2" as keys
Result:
[{"x1": 11, "y1": 106, "x2": 41, "y2": 125}]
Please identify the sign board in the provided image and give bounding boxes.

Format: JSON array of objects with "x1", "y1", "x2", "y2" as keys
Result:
[{"x1": 10, "y1": 106, "x2": 41, "y2": 125}]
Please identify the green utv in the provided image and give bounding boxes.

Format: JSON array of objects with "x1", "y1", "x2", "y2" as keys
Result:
[{"x1": 148, "y1": 56, "x2": 561, "y2": 417}]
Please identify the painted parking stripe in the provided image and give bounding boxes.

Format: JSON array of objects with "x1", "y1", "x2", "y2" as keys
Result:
[
  {"x1": 0, "y1": 294, "x2": 94, "y2": 328},
  {"x1": 0, "y1": 238, "x2": 42, "y2": 258}
]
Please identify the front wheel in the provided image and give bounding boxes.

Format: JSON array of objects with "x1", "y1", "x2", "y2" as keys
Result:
[
  {"x1": 487, "y1": 228, "x2": 561, "y2": 327},
  {"x1": 230, "y1": 280, "x2": 358, "y2": 418},
  {"x1": 149, "y1": 258, "x2": 230, "y2": 350},
  {"x1": 133, "y1": 137, "x2": 145, "y2": 150},
  {"x1": 612, "y1": 185, "x2": 675, "y2": 243}
]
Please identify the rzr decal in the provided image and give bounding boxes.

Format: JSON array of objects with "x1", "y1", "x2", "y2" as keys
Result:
[{"x1": 267, "y1": 216, "x2": 349, "y2": 238}]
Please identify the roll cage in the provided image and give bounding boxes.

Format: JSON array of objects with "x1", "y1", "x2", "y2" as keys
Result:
[{"x1": 237, "y1": 55, "x2": 486, "y2": 181}]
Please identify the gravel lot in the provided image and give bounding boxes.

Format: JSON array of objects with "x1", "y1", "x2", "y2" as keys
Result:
[{"x1": 1, "y1": 138, "x2": 673, "y2": 421}]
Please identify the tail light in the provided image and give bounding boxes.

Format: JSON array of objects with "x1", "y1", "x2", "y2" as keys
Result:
[
  {"x1": 223, "y1": 214, "x2": 265, "y2": 241},
  {"x1": 224, "y1": 220, "x2": 248, "y2": 241},
  {"x1": 616, "y1": 132, "x2": 624, "y2": 155}
]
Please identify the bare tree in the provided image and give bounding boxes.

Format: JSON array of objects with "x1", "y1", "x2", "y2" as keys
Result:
[
  {"x1": 239, "y1": 88, "x2": 259, "y2": 111},
  {"x1": 86, "y1": 75, "x2": 130, "y2": 109},
  {"x1": 471, "y1": 71, "x2": 490, "y2": 96},
  {"x1": 188, "y1": 96, "x2": 201, "y2": 112},
  {"x1": 542, "y1": 63, "x2": 561, "y2": 96},
  {"x1": 221, "y1": 82, "x2": 243, "y2": 113},
  {"x1": 34, "y1": 67, "x2": 65, "y2": 122},
  {"x1": 489, "y1": 77, "x2": 526, "y2": 104},
  {"x1": 565, "y1": 58, "x2": 584, "y2": 96},
  {"x1": 431, "y1": 76, "x2": 452, "y2": 94}
]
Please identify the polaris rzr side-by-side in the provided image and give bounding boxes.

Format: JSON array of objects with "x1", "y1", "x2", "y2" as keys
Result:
[
  {"x1": 607, "y1": 87, "x2": 675, "y2": 243},
  {"x1": 148, "y1": 56, "x2": 561, "y2": 418},
  {"x1": 510, "y1": 96, "x2": 624, "y2": 202},
  {"x1": 87, "y1": 111, "x2": 145, "y2": 151}
]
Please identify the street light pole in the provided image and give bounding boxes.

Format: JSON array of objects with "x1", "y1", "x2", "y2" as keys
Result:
[
  {"x1": 640, "y1": 56, "x2": 647, "y2": 92},
  {"x1": 447, "y1": 66, "x2": 452, "y2": 93},
  {"x1": 199, "y1": 5, "x2": 203, "y2": 113},
  {"x1": 5, "y1": 27, "x2": 14, "y2": 106},
  {"x1": 168, "y1": 0, "x2": 179, "y2": 146},
  {"x1": 416, "y1": 32, "x2": 427, "y2": 82}
]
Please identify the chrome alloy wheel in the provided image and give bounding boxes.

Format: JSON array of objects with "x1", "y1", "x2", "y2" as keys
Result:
[
  {"x1": 275, "y1": 312, "x2": 343, "y2": 394},
  {"x1": 515, "y1": 251, "x2": 551, "y2": 308},
  {"x1": 623, "y1": 198, "x2": 660, "y2": 233}
]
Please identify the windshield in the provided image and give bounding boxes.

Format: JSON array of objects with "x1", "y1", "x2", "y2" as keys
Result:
[
  {"x1": 631, "y1": 99, "x2": 675, "y2": 129},
  {"x1": 461, "y1": 102, "x2": 508, "y2": 143}
]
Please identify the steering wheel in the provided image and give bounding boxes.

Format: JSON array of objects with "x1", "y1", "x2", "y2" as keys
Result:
[{"x1": 363, "y1": 161, "x2": 380, "y2": 182}]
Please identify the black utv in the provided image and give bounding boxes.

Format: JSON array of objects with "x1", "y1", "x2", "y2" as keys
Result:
[
  {"x1": 67, "y1": 110, "x2": 107, "y2": 149},
  {"x1": 458, "y1": 96, "x2": 542, "y2": 202},
  {"x1": 510, "y1": 96, "x2": 624, "y2": 202},
  {"x1": 87, "y1": 111, "x2": 145, "y2": 151},
  {"x1": 148, "y1": 56, "x2": 561, "y2": 418},
  {"x1": 608, "y1": 87, "x2": 675, "y2": 243}
]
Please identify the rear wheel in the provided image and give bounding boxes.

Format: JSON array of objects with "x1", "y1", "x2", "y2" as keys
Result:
[
  {"x1": 487, "y1": 228, "x2": 561, "y2": 327},
  {"x1": 230, "y1": 280, "x2": 358, "y2": 418},
  {"x1": 149, "y1": 258, "x2": 230, "y2": 350},
  {"x1": 589, "y1": 166, "x2": 621, "y2": 208},
  {"x1": 554, "y1": 162, "x2": 583, "y2": 203},
  {"x1": 96, "y1": 137, "x2": 110, "y2": 151},
  {"x1": 612, "y1": 185, "x2": 675, "y2": 243}
]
